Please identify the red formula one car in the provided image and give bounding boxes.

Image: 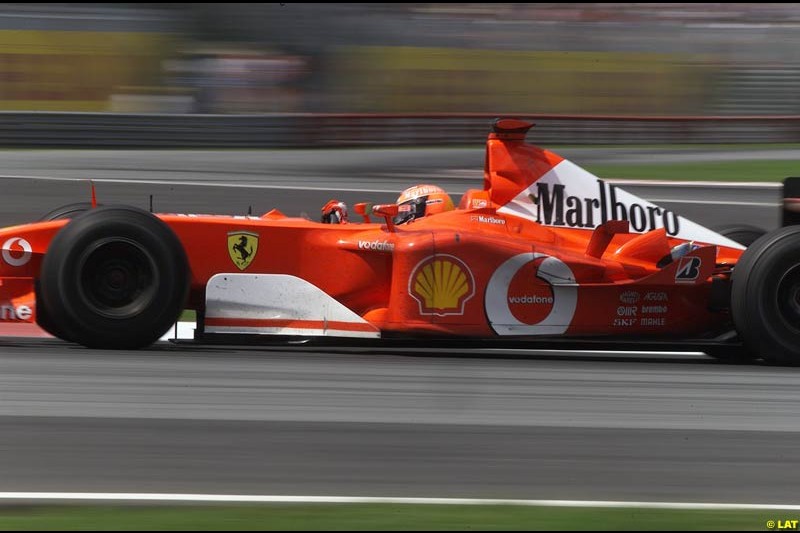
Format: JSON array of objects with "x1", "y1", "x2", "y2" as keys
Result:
[{"x1": 1, "y1": 118, "x2": 798, "y2": 363}]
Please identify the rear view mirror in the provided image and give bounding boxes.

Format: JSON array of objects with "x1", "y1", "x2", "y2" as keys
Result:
[
  {"x1": 372, "y1": 204, "x2": 399, "y2": 218},
  {"x1": 371, "y1": 204, "x2": 399, "y2": 232}
]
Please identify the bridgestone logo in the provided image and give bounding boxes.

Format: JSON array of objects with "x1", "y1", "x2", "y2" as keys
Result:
[
  {"x1": 358, "y1": 240, "x2": 395, "y2": 252},
  {"x1": 529, "y1": 179, "x2": 681, "y2": 235},
  {"x1": 509, "y1": 295, "x2": 553, "y2": 304},
  {"x1": 0, "y1": 304, "x2": 32, "y2": 321}
]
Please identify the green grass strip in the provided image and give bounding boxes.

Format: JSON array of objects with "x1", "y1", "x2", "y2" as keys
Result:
[
  {"x1": 552, "y1": 143, "x2": 800, "y2": 151},
  {"x1": 586, "y1": 160, "x2": 800, "y2": 182},
  {"x1": 0, "y1": 504, "x2": 793, "y2": 531}
]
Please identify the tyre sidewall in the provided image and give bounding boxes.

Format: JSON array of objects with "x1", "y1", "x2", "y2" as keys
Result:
[
  {"x1": 713, "y1": 224, "x2": 767, "y2": 248},
  {"x1": 40, "y1": 207, "x2": 188, "y2": 348},
  {"x1": 38, "y1": 202, "x2": 98, "y2": 222},
  {"x1": 732, "y1": 226, "x2": 800, "y2": 364}
]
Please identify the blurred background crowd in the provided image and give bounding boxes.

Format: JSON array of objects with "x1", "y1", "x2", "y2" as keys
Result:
[{"x1": 1, "y1": 3, "x2": 799, "y2": 116}]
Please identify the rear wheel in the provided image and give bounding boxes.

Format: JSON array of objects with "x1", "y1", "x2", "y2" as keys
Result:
[
  {"x1": 713, "y1": 224, "x2": 767, "y2": 248},
  {"x1": 731, "y1": 226, "x2": 800, "y2": 365},
  {"x1": 39, "y1": 206, "x2": 189, "y2": 349}
]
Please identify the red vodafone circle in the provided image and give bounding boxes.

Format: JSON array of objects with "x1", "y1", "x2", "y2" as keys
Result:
[{"x1": 506, "y1": 258, "x2": 554, "y2": 324}]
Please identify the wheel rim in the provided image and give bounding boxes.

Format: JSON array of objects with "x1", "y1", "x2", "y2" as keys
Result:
[
  {"x1": 77, "y1": 238, "x2": 159, "y2": 319},
  {"x1": 777, "y1": 264, "x2": 800, "y2": 332}
]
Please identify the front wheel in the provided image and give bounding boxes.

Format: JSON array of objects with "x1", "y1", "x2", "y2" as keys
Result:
[
  {"x1": 38, "y1": 202, "x2": 99, "y2": 221},
  {"x1": 39, "y1": 206, "x2": 189, "y2": 349},
  {"x1": 731, "y1": 226, "x2": 800, "y2": 365}
]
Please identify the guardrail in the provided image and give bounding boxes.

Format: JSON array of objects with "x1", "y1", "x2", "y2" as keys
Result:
[{"x1": 1, "y1": 112, "x2": 799, "y2": 147}]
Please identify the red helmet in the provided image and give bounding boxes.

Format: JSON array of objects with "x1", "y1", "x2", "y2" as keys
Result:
[{"x1": 394, "y1": 184, "x2": 454, "y2": 225}]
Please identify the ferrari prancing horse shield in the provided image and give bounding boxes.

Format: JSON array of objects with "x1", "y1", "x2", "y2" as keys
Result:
[{"x1": 227, "y1": 231, "x2": 259, "y2": 270}]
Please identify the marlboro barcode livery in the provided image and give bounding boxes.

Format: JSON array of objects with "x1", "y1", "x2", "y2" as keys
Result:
[{"x1": 1, "y1": 118, "x2": 799, "y2": 364}]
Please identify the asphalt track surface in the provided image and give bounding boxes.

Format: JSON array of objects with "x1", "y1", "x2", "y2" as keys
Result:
[
  {"x1": 0, "y1": 147, "x2": 798, "y2": 503},
  {"x1": 2, "y1": 338, "x2": 800, "y2": 503}
]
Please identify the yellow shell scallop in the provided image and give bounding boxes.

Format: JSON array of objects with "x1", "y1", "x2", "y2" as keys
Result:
[{"x1": 414, "y1": 259, "x2": 470, "y2": 311}]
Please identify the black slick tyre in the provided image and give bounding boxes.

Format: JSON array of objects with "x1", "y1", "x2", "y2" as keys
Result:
[
  {"x1": 731, "y1": 226, "x2": 800, "y2": 365},
  {"x1": 38, "y1": 202, "x2": 99, "y2": 221},
  {"x1": 34, "y1": 279, "x2": 74, "y2": 342},
  {"x1": 36, "y1": 202, "x2": 100, "y2": 340},
  {"x1": 713, "y1": 224, "x2": 767, "y2": 248},
  {"x1": 38, "y1": 206, "x2": 189, "y2": 349}
]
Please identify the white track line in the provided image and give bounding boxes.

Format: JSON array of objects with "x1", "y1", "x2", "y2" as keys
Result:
[
  {"x1": 0, "y1": 174, "x2": 786, "y2": 192},
  {"x1": 0, "y1": 493, "x2": 798, "y2": 510},
  {"x1": 481, "y1": 349, "x2": 707, "y2": 356}
]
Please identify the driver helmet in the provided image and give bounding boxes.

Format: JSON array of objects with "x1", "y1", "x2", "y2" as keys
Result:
[{"x1": 394, "y1": 184, "x2": 454, "y2": 225}]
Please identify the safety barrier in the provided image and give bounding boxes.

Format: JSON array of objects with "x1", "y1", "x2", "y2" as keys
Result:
[{"x1": 0, "y1": 112, "x2": 798, "y2": 147}]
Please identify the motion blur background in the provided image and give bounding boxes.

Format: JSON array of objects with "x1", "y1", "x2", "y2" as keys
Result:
[
  {"x1": 3, "y1": 2, "x2": 799, "y2": 116},
  {"x1": 2, "y1": 7, "x2": 800, "y2": 527}
]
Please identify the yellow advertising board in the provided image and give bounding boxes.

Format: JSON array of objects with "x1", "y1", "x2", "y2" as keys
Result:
[
  {"x1": 0, "y1": 31, "x2": 173, "y2": 111},
  {"x1": 333, "y1": 46, "x2": 714, "y2": 115}
]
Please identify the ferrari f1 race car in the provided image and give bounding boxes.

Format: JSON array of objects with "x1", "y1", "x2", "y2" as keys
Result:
[{"x1": 0, "y1": 118, "x2": 797, "y2": 364}]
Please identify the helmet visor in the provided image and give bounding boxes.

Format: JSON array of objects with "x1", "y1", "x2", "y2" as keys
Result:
[{"x1": 394, "y1": 196, "x2": 427, "y2": 225}]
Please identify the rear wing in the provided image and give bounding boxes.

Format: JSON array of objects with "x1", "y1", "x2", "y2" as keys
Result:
[{"x1": 483, "y1": 118, "x2": 744, "y2": 249}]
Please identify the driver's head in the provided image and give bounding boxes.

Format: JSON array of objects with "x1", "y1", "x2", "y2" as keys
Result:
[{"x1": 394, "y1": 184, "x2": 454, "y2": 225}]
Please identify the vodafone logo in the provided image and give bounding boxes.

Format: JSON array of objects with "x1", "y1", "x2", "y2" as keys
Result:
[
  {"x1": 505, "y1": 257, "x2": 555, "y2": 324},
  {"x1": 358, "y1": 240, "x2": 395, "y2": 252},
  {"x1": 508, "y1": 295, "x2": 553, "y2": 304},
  {"x1": 1, "y1": 237, "x2": 32, "y2": 267},
  {"x1": 485, "y1": 253, "x2": 577, "y2": 335}
]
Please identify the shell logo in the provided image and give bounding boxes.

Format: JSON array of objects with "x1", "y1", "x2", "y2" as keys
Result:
[{"x1": 409, "y1": 254, "x2": 475, "y2": 316}]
